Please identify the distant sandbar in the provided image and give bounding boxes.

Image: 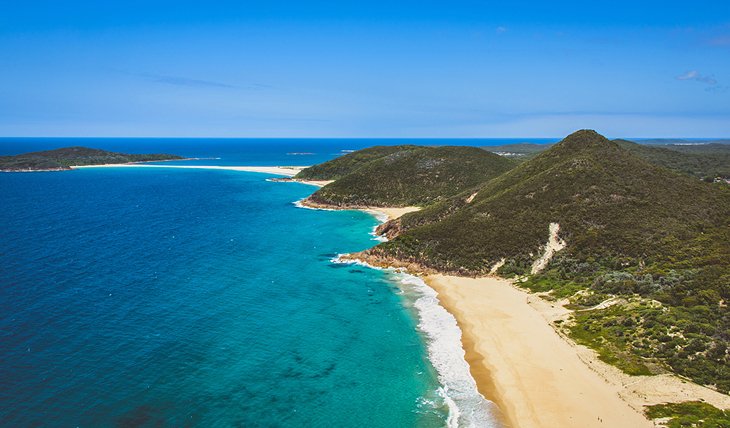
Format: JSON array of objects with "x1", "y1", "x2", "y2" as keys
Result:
[{"x1": 71, "y1": 164, "x2": 307, "y2": 177}]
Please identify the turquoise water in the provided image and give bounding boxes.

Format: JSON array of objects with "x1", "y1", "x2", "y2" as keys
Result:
[{"x1": 0, "y1": 140, "x2": 501, "y2": 427}]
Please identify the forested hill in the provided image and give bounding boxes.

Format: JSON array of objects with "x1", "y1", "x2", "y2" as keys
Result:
[
  {"x1": 0, "y1": 147, "x2": 183, "y2": 171},
  {"x1": 294, "y1": 145, "x2": 417, "y2": 180},
  {"x1": 370, "y1": 130, "x2": 730, "y2": 275},
  {"x1": 299, "y1": 145, "x2": 516, "y2": 207},
  {"x1": 613, "y1": 139, "x2": 730, "y2": 180}
]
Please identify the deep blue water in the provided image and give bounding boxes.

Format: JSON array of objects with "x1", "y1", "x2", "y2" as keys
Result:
[{"x1": 0, "y1": 139, "x2": 503, "y2": 427}]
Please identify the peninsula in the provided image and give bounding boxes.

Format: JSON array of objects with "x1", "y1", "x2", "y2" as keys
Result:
[{"x1": 0, "y1": 146, "x2": 184, "y2": 172}]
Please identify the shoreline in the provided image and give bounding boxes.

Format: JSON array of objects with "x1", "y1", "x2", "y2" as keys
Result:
[
  {"x1": 301, "y1": 194, "x2": 644, "y2": 426},
  {"x1": 340, "y1": 221, "x2": 730, "y2": 427},
  {"x1": 72, "y1": 164, "x2": 343, "y2": 189},
  {"x1": 425, "y1": 275, "x2": 653, "y2": 428},
  {"x1": 333, "y1": 196, "x2": 730, "y2": 427},
  {"x1": 331, "y1": 255, "x2": 501, "y2": 427},
  {"x1": 297, "y1": 197, "x2": 421, "y2": 222},
  {"x1": 288, "y1": 173, "x2": 730, "y2": 426},
  {"x1": 72, "y1": 166, "x2": 730, "y2": 426}
]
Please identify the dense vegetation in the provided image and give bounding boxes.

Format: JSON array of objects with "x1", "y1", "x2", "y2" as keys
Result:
[
  {"x1": 353, "y1": 130, "x2": 730, "y2": 392},
  {"x1": 373, "y1": 131, "x2": 729, "y2": 271},
  {"x1": 645, "y1": 401, "x2": 730, "y2": 427},
  {"x1": 661, "y1": 142, "x2": 730, "y2": 154},
  {"x1": 0, "y1": 146, "x2": 183, "y2": 171},
  {"x1": 614, "y1": 139, "x2": 730, "y2": 180},
  {"x1": 301, "y1": 145, "x2": 516, "y2": 207},
  {"x1": 295, "y1": 145, "x2": 417, "y2": 180}
]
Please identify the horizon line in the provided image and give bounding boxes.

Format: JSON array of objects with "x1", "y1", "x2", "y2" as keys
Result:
[{"x1": 1, "y1": 136, "x2": 728, "y2": 140}]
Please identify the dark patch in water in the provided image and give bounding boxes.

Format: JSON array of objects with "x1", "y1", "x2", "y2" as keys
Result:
[
  {"x1": 326, "y1": 264, "x2": 349, "y2": 269},
  {"x1": 348, "y1": 269, "x2": 364, "y2": 274},
  {"x1": 280, "y1": 366, "x2": 304, "y2": 379},
  {"x1": 116, "y1": 405, "x2": 165, "y2": 428},
  {"x1": 318, "y1": 361, "x2": 337, "y2": 378},
  {"x1": 317, "y1": 252, "x2": 338, "y2": 258}
]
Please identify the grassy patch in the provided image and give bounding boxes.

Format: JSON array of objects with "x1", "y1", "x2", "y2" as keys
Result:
[
  {"x1": 569, "y1": 306, "x2": 653, "y2": 376},
  {"x1": 519, "y1": 275, "x2": 583, "y2": 299},
  {"x1": 645, "y1": 401, "x2": 730, "y2": 428}
]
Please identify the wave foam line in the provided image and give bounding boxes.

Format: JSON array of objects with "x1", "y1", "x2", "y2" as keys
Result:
[
  {"x1": 293, "y1": 201, "x2": 389, "y2": 242},
  {"x1": 369, "y1": 225, "x2": 388, "y2": 242},
  {"x1": 332, "y1": 255, "x2": 498, "y2": 427},
  {"x1": 293, "y1": 199, "x2": 337, "y2": 211},
  {"x1": 396, "y1": 272, "x2": 499, "y2": 428}
]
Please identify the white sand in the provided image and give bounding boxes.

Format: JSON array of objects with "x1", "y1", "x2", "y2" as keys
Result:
[
  {"x1": 71, "y1": 164, "x2": 306, "y2": 176},
  {"x1": 364, "y1": 206, "x2": 421, "y2": 221},
  {"x1": 292, "y1": 179, "x2": 334, "y2": 187}
]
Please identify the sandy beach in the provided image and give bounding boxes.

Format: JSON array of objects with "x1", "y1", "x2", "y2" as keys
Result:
[
  {"x1": 425, "y1": 275, "x2": 652, "y2": 427},
  {"x1": 424, "y1": 275, "x2": 730, "y2": 428},
  {"x1": 295, "y1": 179, "x2": 334, "y2": 187},
  {"x1": 363, "y1": 206, "x2": 421, "y2": 221},
  {"x1": 298, "y1": 198, "x2": 421, "y2": 221}
]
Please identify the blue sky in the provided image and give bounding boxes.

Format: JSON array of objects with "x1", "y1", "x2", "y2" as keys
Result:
[{"x1": 1, "y1": 1, "x2": 729, "y2": 137}]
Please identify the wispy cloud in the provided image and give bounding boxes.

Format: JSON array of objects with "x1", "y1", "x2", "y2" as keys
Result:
[
  {"x1": 140, "y1": 73, "x2": 235, "y2": 89},
  {"x1": 677, "y1": 70, "x2": 717, "y2": 85},
  {"x1": 495, "y1": 26, "x2": 508, "y2": 34},
  {"x1": 676, "y1": 70, "x2": 726, "y2": 92},
  {"x1": 708, "y1": 35, "x2": 730, "y2": 46}
]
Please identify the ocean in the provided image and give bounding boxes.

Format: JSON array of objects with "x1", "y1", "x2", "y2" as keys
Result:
[{"x1": 0, "y1": 138, "x2": 553, "y2": 427}]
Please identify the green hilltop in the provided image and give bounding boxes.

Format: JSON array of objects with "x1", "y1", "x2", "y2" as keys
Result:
[
  {"x1": 313, "y1": 130, "x2": 730, "y2": 392},
  {"x1": 294, "y1": 145, "x2": 416, "y2": 180},
  {"x1": 484, "y1": 138, "x2": 730, "y2": 180},
  {"x1": 0, "y1": 146, "x2": 183, "y2": 171},
  {"x1": 300, "y1": 145, "x2": 516, "y2": 207}
]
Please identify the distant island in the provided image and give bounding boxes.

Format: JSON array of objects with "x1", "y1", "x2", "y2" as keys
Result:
[
  {"x1": 294, "y1": 130, "x2": 730, "y2": 427},
  {"x1": 0, "y1": 146, "x2": 184, "y2": 172}
]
